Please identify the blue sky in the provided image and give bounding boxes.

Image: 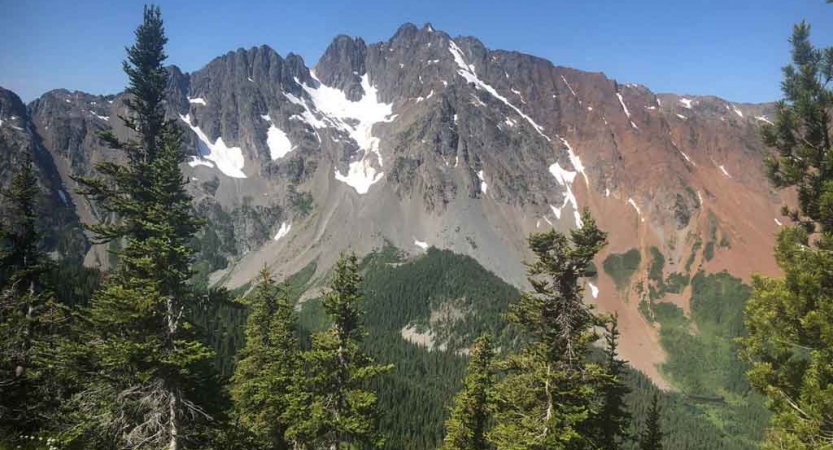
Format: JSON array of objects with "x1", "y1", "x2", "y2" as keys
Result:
[{"x1": 1, "y1": 0, "x2": 831, "y2": 103}]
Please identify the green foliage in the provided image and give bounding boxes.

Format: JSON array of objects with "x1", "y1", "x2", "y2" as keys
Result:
[
  {"x1": 597, "y1": 315, "x2": 632, "y2": 450},
  {"x1": 664, "y1": 272, "x2": 690, "y2": 294},
  {"x1": 0, "y1": 154, "x2": 77, "y2": 444},
  {"x1": 358, "y1": 244, "x2": 518, "y2": 450},
  {"x1": 639, "y1": 394, "x2": 663, "y2": 450},
  {"x1": 646, "y1": 271, "x2": 768, "y2": 449},
  {"x1": 738, "y1": 19, "x2": 833, "y2": 449},
  {"x1": 441, "y1": 335, "x2": 496, "y2": 450},
  {"x1": 287, "y1": 184, "x2": 314, "y2": 217},
  {"x1": 638, "y1": 299, "x2": 653, "y2": 323},
  {"x1": 656, "y1": 271, "x2": 752, "y2": 396},
  {"x1": 66, "y1": 7, "x2": 220, "y2": 448},
  {"x1": 490, "y1": 211, "x2": 612, "y2": 449},
  {"x1": 685, "y1": 238, "x2": 702, "y2": 273},
  {"x1": 604, "y1": 248, "x2": 642, "y2": 290},
  {"x1": 648, "y1": 247, "x2": 665, "y2": 284},
  {"x1": 231, "y1": 270, "x2": 300, "y2": 449},
  {"x1": 647, "y1": 247, "x2": 667, "y2": 301},
  {"x1": 286, "y1": 254, "x2": 392, "y2": 449},
  {"x1": 704, "y1": 242, "x2": 715, "y2": 261}
]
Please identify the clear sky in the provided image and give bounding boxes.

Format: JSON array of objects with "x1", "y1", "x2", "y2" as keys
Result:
[{"x1": 1, "y1": 0, "x2": 831, "y2": 103}]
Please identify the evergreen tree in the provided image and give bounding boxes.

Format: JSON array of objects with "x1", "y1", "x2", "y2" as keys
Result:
[
  {"x1": 230, "y1": 269, "x2": 300, "y2": 450},
  {"x1": 69, "y1": 5, "x2": 216, "y2": 449},
  {"x1": 489, "y1": 211, "x2": 609, "y2": 450},
  {"x1": 596, "y1": 314, "x2": 631, "y2": 450},
  {"x1": 0, "y1": 154, "x2": 69, "y2": 443},
  {"x1": 441, "y1": 335, "x2": 496, "y2": 450},
  {"x1": 638, "y1": 394, "x2": 662, "y2": 450},
  {"x1": 738, "y1": 19, "x2": 833, "y2": 450},
  {"x1": 286, "y1": 253, "x2": 391, "y2": 449}
]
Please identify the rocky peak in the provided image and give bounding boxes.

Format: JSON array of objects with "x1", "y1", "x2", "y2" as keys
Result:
[
  {"x1": 0, "y1": 87, "x2": 27, "y2": 126},
  {"x1": 314, "y1": 35, "x2": 367, "y2": 100}
]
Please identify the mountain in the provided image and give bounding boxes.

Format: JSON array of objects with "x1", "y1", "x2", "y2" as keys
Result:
[{"x1": 0, "y1": 22, "x2": 788, "y2": 389}]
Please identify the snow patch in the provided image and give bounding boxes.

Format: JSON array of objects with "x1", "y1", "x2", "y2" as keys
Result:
[
  {"x1": 477, "y1": 170, "x2": 488, "y2": 193},
  {"x1": 91, "y1": 112, "x2": 109, "y2": 121},
  {"x1": 187, "y1": 156, "x2": 214, "y2": 169},
  {"x1": 265, "y1": 124, "x2": 294, "y2": 160},
  {"x1": 588, "y1": 282, "x2": 599, "y2": 299},
  {"x1": 559, "y1": 137, "x2": 589, "y2": 186},
  {"x1": 414, "y1": 239, "x2": 429, "y2": 250},
  {"x1": 179, "y1": 114, "x2": 246, "y2": 178},
  {"x1": 774, "y1": 218, "x2": 783, "y2": 226},
  {"x1": 628, "y1": 198, "x2": 645, "y2": 222},
  {"x1": 732, "y1": 106, "x2": 744, "y2": 118},
  {"x1": 755, "y1": 116, "x2": 773, "y2": 125},
  {"x1": 697, "y1": 190, "x2": 704, "y2": 205},
  {"x1": 274, "y1": 222, "x2": 291, "y2": 241},
  {"x1": 679, "y1": 98, "x2": 694, "y2": 109},
  {"x1": 548, "y1": 162, "x2": 582, "y2": 228},
  {"x1": 188, "y1": 97, "x2": 207, "y2": 106},
  {"x1": 719, "y1": 165, "x2": 731, "y2": 177},
  {"x1": 57, "y1": 190, "x2": 68, "y2": 204},
  {"x1": 286, "y1": 73, "x2": 395, "y2": 194},
  {"x1": 561, "y1": 75, "x2": 578, "y2": 97},
  {"x1": 616, "y1": 93, "x2": 631, "y2": 118},
  {"x1": 671, "y1": 141, "x2": 694, "y2": 165},
  {"x1": 676, "y1": 114, "x2": 687, "y2": 120}
]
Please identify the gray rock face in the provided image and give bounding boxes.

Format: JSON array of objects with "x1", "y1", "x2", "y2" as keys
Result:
[
  {"x1": 315, "y1": 35, "x2": 367, "y2": 100},
  {"x1": 0, "y1": 88, "x2": 88, "y2": 260}
]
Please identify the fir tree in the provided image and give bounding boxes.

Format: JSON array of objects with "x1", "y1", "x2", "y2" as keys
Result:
[
  {"x1": 596, "y1": 314, "x2": 631, "y2": 450},
  {"x1": 738, "y1": 19, "x2": 833, "y2": 450},
  {"x1": 0, "y1": 154, "x2": 69, "y2": 442},
  {"x1": 441, "y1": 335, "x2": 496, "y2": 450},
  {"x1": 230, "y1": 269, "x2": 300, "y2": 450},
  {"x1": 286, "y1": 253, "x2": 391, "y2": 449},
  {"x1": 638, "y1": 394, "x2": 662, "y2": 450},
  {"x1": 489, "y1": 211, "x2": 609, "y2": 450},
  {"x1": 69, "y1": 5, "x2": 216, "y2": 449}
]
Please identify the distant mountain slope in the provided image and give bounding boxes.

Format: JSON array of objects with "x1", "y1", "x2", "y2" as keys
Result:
[{"x1": 0, "y1": 22, "x2": 790, "y2": 387}]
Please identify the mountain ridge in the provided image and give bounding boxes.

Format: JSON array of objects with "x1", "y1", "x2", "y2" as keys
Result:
[{"x1": 0, "y1": 22, "x2": 790, "y2": 388}]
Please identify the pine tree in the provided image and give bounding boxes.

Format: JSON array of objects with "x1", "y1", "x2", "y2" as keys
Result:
[
  {"x1": 441, "y1": 335, "x2": 496, "y2": 450},
  {"x1": 596, "y1": 314, "x2": 631, "y2": 450},
  {"x1": 285, "y1": 253, "x2": 391, "y2": 449},
  {"x1": 0, "y1": 153, "x2": 69, "y2": 442},
  {"x1": 489, "y1": 211, "x2": 608, "y2": 450},
  {"x1": 230, "y1": 269, "x2": 300, "y2": 450},
  {"x1": 69, "y1": 5, "x2": 215, "y2": 449},
  {"x1": 638, "y1": 394, "x2": 662, "y2": 450},
  {"x1": 738, "y1": 19, "x2": 833, "y2": 450}
]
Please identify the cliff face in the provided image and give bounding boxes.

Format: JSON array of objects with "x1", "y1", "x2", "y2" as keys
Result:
[
  {"x1": 0, "y1": 87, "x2": 88, "y2": 261},
  {"x1": 4, "y1": 23, "x2": 789, "y2": 386}
]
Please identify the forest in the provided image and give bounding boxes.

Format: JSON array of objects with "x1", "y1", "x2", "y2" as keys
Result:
[{"x1": 1, "y1": 4, "x2": 832, "y2": 450}]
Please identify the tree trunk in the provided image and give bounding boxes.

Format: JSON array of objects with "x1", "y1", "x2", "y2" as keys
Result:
[{"x1": 168, "y1": 390, "x2": 178, "y2": 450}]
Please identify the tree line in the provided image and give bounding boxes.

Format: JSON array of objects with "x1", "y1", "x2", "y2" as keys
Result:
[{"x1": 1, "y1": 3, "x2": 831, "y2": 450}]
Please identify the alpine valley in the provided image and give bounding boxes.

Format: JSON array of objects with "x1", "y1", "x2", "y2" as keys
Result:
[{"x1": 0, "y1": 22, "x2": 790, "y2": 449}]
